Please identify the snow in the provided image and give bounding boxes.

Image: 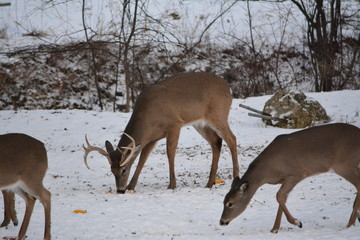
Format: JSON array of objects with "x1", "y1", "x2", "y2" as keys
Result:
[
  {"x1": 0, "y1": 0, "x2": 303, "y2": 50},
  {"x1": 1, "y1": 0, "x2": 360, "y2": 239},
  {"x1": 1, "y1": 90, "x2": 360, "y2": 239}
]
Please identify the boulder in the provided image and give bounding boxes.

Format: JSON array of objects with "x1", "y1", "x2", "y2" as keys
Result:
[{"x1": 262, "y1": 90, "x2": 329, "y2": 128}]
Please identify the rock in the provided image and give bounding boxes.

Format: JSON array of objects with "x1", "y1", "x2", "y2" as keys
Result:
[{"x1": 262, "y1": 90, "x2": 329, "y2": 128}]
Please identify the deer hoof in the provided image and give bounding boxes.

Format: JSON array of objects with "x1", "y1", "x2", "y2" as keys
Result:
[
  {"x1": 270, "y1": 228, "x2": 279, "y2": 234},
  {"x1": 117, "y1": 189, "x2": 126, "y2": 194},
  {"x1": 295, "y1": 219, "x2": 302, "y2": 228},
  {"x1": 3, "y1": 237, "x2": 17, "y2": 240},
  {"x1": 167, "y1": 183, "x2": 176, "y2": 190},
  {"x1": 205, "y1": 182, "x2": 214, "y2": 188},
  {"x1": 0, "y1": 222, "x2": 7, "y2": 228},
  {"x1": 220, "y1": 220, "x2": 229, "y2": 226}
]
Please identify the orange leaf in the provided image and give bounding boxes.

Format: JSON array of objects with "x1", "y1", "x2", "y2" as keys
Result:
[
  {"x1": 215, "y1": 179, "x2": 224, "y2": 184},
  {"x1": 73, "y1": 209, "x2": 87, "y2": 214}
]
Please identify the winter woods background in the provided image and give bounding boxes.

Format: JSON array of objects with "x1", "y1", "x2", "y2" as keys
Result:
[
  {"x1": 1, "y1": 2, "x2": 360, "y2": 239},
  {"x1": 0, "y1": 0, "x2": 359, "y2": 111}
]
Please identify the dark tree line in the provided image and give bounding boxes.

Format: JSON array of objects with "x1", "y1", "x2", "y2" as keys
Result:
[
  {"x1": 1, "y1": 0, "x2": 359, "y2": 111},
  {"x1": 291, "y1": 0, "x2": 359, "y2": 92}
]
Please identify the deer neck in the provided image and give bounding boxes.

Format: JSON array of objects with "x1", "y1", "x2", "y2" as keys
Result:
[
  {"x1": 118, "y1": 112, "x2": 151, "y2": 148},
  {"x1": 241, "y1": 159, "x2": 269, "y2": 191}
]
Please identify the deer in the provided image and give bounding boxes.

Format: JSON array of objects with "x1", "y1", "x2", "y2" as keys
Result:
[
  {"x1": 220, "y1": 123, "x2": 360, "y2": 233},
  {"x1": 1, "y1": 190, "x2": 18, "y2": 228},
  {"x1": 0, "y1": 133, "x2": 51, "y2": 240},
  {"x1": 83, "y1": 72, "x2": 239, "y2": 194}
]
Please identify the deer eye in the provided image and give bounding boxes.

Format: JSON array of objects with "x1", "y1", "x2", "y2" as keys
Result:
[
  {"x1": 226, "y1": 202, "x2": 234, "y2": 208},
  {"x1": 121, "y1": 169, "x2": 127, "y2": 175}
]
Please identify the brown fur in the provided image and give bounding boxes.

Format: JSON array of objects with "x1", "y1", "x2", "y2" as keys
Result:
[
  {"x1": 0, "y1": 133, "x2": 51, "y2": 240},
  {"x1": 220, "y1": 123, "x2": 360, "y2": 233},
  {"x1": 85, "y1": 72, "x2": 239, "y2": 193}
]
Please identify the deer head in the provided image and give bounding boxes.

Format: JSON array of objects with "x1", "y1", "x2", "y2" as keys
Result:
[
  {"x1": 220, "y1": 177, "x2": 251, "y2": 226},
  {"x1": 83, "y1": 133, "x2": 141, "y2": 193}
]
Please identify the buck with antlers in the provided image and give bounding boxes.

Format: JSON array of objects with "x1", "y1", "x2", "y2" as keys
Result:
[
  {"x1": 83, "y1": 72, "x2": 239, "y2": 194},
  {"x1": 220, "y1": 123, "x2": 360, "y2": 233},
  {"x1": 1, "y1": 190, "x2": 18, "y2": 228},
  {"x1": 0, "y1": 133, "x2": 51, "y2": 240}
]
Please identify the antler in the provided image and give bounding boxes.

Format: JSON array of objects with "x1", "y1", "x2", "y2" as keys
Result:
[
  {"x1": 119, "y1": 132, "x2": 137, "y2": 167},
  {"x1": 83, "y1": 135, "x2": 112, "y2": 169}
]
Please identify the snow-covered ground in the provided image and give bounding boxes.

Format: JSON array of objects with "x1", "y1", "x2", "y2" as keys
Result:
[{"x1": 1, "y1": 90, "x2": 360, "y2": 239}]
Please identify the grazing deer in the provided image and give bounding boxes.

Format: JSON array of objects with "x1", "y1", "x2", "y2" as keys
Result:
[
  {"x1": 220, "y1": 123, "x2": 360, "y2": 233},
  {"x1": 84, "y1": 72, "x2": 239, "y2": 193},
  {"x1": 0, "y1": 133, "x2": 51, "y2": 240},
  {"x1": 1, "y1": 190, "x2": 18, "y2": 228}
]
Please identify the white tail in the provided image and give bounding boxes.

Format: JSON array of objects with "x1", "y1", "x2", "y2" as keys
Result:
[
  {"x1": 220, "y1": 123, "x2": 360, "y2": 233},
  {"x1": 1, "y1": 190, "x2": 18, "y2": 228},
  {"x1": 83, "y1": 72, "x2": 239, "y2": 193},
  {"x1": 0, "y1": 133, "x2": 51, "y2": 240}
]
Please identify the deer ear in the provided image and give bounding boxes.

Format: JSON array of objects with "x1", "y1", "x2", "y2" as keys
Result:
[
  {"x1": 134, "y1": 144, "x2": 142, "y2": 154},
  {"x1": 105, "y1": 141, "x2": 114, "y2": 153},
  {"x1": 238, "y1": 181, "x2": 249, "y2": 193},
  {"x1": 231, "y1": 176, "x2": 241, "y2": 188}
]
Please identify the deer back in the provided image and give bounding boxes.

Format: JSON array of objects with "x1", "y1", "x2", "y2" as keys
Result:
[
  {"x1": 254, "y1": 123, "x2": 360, "y2": 183},
  {"x1": 119, "y1": 72, "x2": 233, "y2": 147},
  {"x1": 0, "y1": 133, "x2": 48, "y2": 187}
]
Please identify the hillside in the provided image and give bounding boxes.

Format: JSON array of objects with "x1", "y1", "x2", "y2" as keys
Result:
[{"x1": 1, "y1": 1, "x2": 359, "y2": 110}]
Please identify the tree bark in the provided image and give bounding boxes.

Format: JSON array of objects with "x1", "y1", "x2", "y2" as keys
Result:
[{"x1": 291, "y1": 0, "x2": 342, "y2": 92}]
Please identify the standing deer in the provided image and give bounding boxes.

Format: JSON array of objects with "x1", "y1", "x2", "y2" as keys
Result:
[
  {"x1": 0, "y1": 133, "x2": 51, "y2": 240},
  {"x1": 1, "y1": 190, "x2": 18, "y2": 228},
  {"x1": 220, "y1": 123, "x2": 360, "y2": 233},
  {"x1": 83, "y1": 72, "x2": 239, "y2": 194}
]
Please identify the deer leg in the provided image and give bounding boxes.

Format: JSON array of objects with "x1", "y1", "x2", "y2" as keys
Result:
[
  {"x1": 1, "y1": 190, "x2": 11, "y2": 227},
  {"x1": 333, "y1": 166, "x2": 360, "y2": 227},
  {"x1": 38, "y1": 187, "x2": 51, "y2": 240},
  {"x1": 205, "y1": 130, "x2": 222, "y2": 188},
  {"x1": 271, "y1": 204, "x2": 284, "y2": 233},
  {"x1": 16, "y1": 190, "x2": 36, "y2": 240},
  {"x1": 194, "y1": 125, "x2": 222, "y2": 188},
  {"x1": 1, "y1": 190, "x2": 18, "y2": 228},
  {"x1": 347, "y1": 191, "x2": 360, "y2": 227},
  {"x1": 8, "y1": 191, "x2": 18, "y2": 227},
  {"x1": 336, "y1": 169, "x2": 360, "y2": 227},
  {"x1": 24, "y1": 183, "x2": 51, "y2": 240},
  {"x1": 43, "y1": 193, "x2": 51, "y2": 240},
  {"x1": 271, "y1": 177, "x2": 302, "y2": 233},
  {"x1": 166, "y1": 127, "x2": 181, "y2": 190},
  {"x1": 208, "y1": 121, "x2": 239, "y2": 178},
  {"x1": 127, "y1": 141, "x2": 157, "y2": 191},
  {"x1": 345, "y1": 178, "x2": 360, "y2": 227}
]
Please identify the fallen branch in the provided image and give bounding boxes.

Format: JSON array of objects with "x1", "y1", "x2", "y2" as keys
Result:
[
  {"x1": 239, "y1": 103, "x2": 288, "y2": 123},
  {"x1": 248, "y1": 113, "x2": 288, "y2": 123},
  {"x1": 239, "y1": 103, "x2": 271, "y2": 116},
  {"x1": 0, "y1": 3, "x2": 10, "y2": 7}
]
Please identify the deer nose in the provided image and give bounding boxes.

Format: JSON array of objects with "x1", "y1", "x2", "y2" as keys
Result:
[
  {"x1": 220, "y1": 220, "x2": 229, "y2": 226},
  {"x1": 117, "y1": 189, "x2": 126, "y2": 194}
]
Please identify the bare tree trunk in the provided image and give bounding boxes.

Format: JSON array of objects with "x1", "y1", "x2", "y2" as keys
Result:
[
  {"x1": 82, "y1": 0, "x2": 103, "y2": 110},
  {"x1": 245, "y1": 0, "x2": 270, "y2": 95},
  {"x1": 246, "y1": 0, "x2": 256, "y2": 56},
  {"x1": 291, "y1": 0, "x2": 342, "y2": 92},
  {"x1": 115, "y1": 0, "x2": 139, "y2": 113}
]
